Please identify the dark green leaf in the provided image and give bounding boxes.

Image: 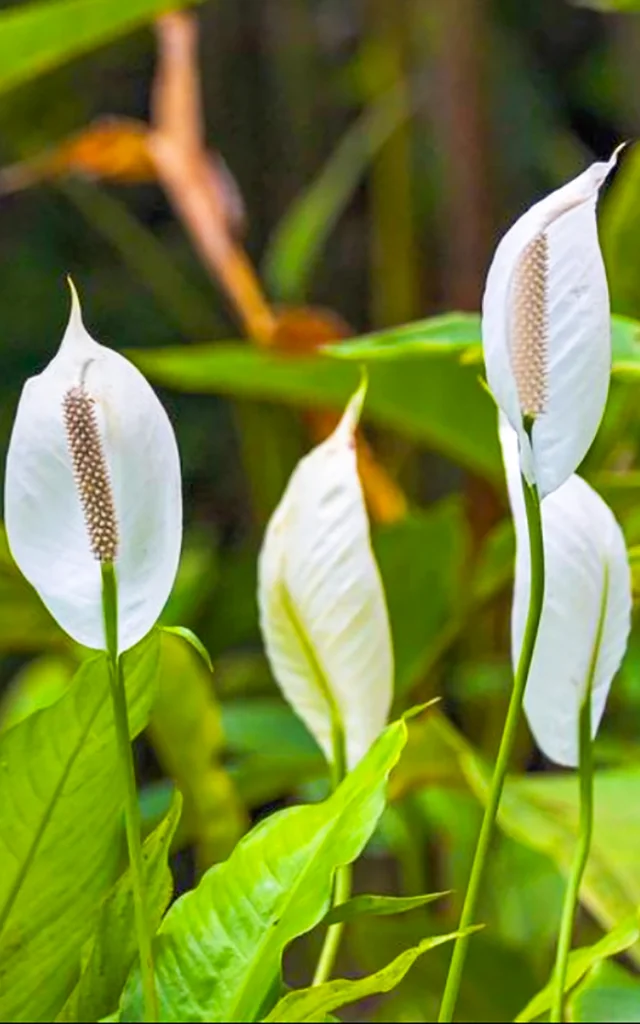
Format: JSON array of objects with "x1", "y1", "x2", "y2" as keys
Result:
[
  {"x1": 130, "y1": 339, "x2": 501, "y2": 482},
  {"x1": 263, "y1": 88, "x2": 409, "y2": 301},
  {"x1": 373, "y1": 501, "x2": 469, "y2": 695}
]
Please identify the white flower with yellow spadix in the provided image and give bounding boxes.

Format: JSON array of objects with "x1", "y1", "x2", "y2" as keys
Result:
[
  {"x1": 500, "y1": 417, "x2": 631, "y2": 766},
  {"x1": 4, "y1": 281, "x2": 182, "y2": 654},
  {"x1": 483, "y1": 149, "x2": 622, "y2": 499},
  {"x1": 258, "y1": 379, "x2": 393, "y2": 771}
]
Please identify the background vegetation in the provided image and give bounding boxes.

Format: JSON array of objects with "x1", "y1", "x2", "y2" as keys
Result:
[{"x1": 3, "y1": 0, "x2": 640, "y2": 1020}]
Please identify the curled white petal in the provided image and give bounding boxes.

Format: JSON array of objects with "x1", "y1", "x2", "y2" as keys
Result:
[
  {"x1": 4, "y1": 282, "x2": 182, "y2": 653},
  {"x1": 258, "y1": 381, "x2": 393, "y2": 770},
  {"x1": 500, "y1": 418, "x2": 631, "y2": 766},
  {"x1": 484, "y1": 152, "x2": 619, "y2": 497}
]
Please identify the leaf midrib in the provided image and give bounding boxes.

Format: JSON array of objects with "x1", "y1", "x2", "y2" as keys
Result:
[{"x1": 227, "y1": 735, "x2": 398, "y2": 1022}]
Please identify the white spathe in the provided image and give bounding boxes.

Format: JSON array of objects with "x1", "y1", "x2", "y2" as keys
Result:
[
  {"x1": 4, "y1": 283, "x2": 182, "y2": 653},
  {"x1": 483, "y1": 151, "x2": 620, "y2": 498},
  {"x1": 500, "y1": 418, "x2": 631, "y2": 766},
  {"x1": 258, "y1": 382, "x2": 393, "y2": 770}
]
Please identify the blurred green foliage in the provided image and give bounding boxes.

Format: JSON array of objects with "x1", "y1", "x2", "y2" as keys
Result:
[{"x1": 3, "y1": 1, "x2": 640, "y2": 1021}]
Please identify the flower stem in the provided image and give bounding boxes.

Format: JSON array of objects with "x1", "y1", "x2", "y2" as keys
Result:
[
  {"x1": 438, "y1": 475, "x2": 545, "y2": 1022},
  {"x1": 101, "y1": 563, "x2": 158, "y2": 1024},
  {"x1": 311, "y1": 714, "x2": 351, "y2": 987},
  {"x1": 549, "y1": 571, "x2": 607, "y2": 1021}
]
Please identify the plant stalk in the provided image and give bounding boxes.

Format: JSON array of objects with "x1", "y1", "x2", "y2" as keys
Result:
[
  {"x1": 101, "y1": 563, "x2": 158, "y2": 1023},
  {"x1": 438, "y1": 474, "x2": 545, "y2": 1022},
  {"x1": 549, "y1": 570, "x2": 608, "y2": 1021},
  {"x1": 311, "y1": 714, "x2": 351, "y2": 987}
]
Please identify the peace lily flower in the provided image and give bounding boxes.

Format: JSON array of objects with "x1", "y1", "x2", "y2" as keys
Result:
[
  {"x1": 4, "y1": 281, "x2": 182, "y2": 653},
  {"x1": 483, "y1": 150, "x2": 621, "y2": 498},
  {"x1": 258, "y1": 380, "x2": 393, "y2": 771},
  {"x1": 500, "y1": 418, "x2": 631, "y2": 765}
]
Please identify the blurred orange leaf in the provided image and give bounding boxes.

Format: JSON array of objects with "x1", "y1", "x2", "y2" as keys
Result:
[{"x1": 0, "y1": 117, "x2": 156, "y2": 193}]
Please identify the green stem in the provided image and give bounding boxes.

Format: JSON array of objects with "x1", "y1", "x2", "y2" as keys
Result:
[
  {"x1": 101, "y1": 564, "x2": 158, "y2": 1023},
  {"x1": 549, "y1": 570, "x2": 607, "y2": 1021},
  {"x1": 311, "y1": 715, "x2": 351, "y2": 987},
  {"x1": 438, "y1": 474, "x2": 545, "y2": 1022}
]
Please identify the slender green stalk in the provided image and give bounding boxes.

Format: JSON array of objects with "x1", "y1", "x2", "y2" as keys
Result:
[
  {"x1": 311, "y1": 715, "x2": 351, "y2": 987},
  {"x1": 438, "y1": 475, "x2": 545, "y2": 1022},
  {"x1": 101, "y1": 564, "x2": 158, "y2": 1023},
  {"x1": 549, "y1": 570, "x2": 608, "y2": 1021}
]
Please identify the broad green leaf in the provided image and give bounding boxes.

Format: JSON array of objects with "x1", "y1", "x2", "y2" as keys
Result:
[
  {"x1": 324, "y1": 891, "x2": 449, "y2": 925},
  {"x1": 463, "y1": 755, "x2": 640, "y2": 958},
  {"x1": 0, "y1": 654, "x2": 73, "y2": 733},
  {"x1": 149, "y1": 631, "x2": 246, "y2": 871},
  {"x1": 0, "y1": 632, "x2": 160, "y2": 1022},
  {"x1": 58, "y1": 794, "x2": 182, "y2": 1023},
  {"x1": 130, "y1": 340, "x2": 501, "y2": 482},
  {"x1": 120, "y1": 720, "x2": 408, "y2": 1023},
  {"x1": 568, "y1": 959, "x2": 640, "y2": 1022},
  {"x1": 329, "y1": 311, "x2": 640, "y2": 379},
  {"x1": 516, "y1": 915, "x2": 640, "y2": 1022},
  {"x1": 324, "y1": 313, "x2": 481, "y2": 361},
  {"x1": 261, "y1": 928, "x2": 479, "y2": 1022},
  {"x1": 0, "y1": 0, "x2": 201, "y2": 97},
  {"x1": 263, "y1": 87, "x2": 408, "y2": 301}
]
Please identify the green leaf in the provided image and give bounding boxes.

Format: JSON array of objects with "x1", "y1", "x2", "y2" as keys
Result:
[
  {"x1": 324, "y1": 313, "x2": 482, "y2": 361},
  {"x1": 573, "y1": 1, "x2": 640, "y2": 10},
  {"x1": 373, "y1": 501, "x2": 469, "y2": 695},
  {"x1": 160, "y1": 625, "x2": 214, "y2": 673},
  {"x1": 329, "y1": 311, "x2": 640, "y2": 380},
  {"x1": 610, "y1": 316, "x2": 640, "y2": 379},
  {"x1": 516, "y1": 915, "x2": 640, "y2": 1022},
  {"x1": 0, "y1": 654, "x2": 73, "y2": 733},
  {"x1": 149, "y1": 631, "x2": 246, "y2": 871},
  {"x1": 129, "y1": 337, "x2": 501, "y2": 482},
  {"x1": 568, "y1": 959, "x2": 640, "y2": 1022},
  {"x1": 601, "y1": 147, "x2": 640, "y2": 318},
  {"x1": 223, "y1": 698, "x2": 325, "y2": 808},
  {"x1": 263, "y1": 87, "x2": 408, "y2": 301},
  {"x1": 0, "y1": 632, "x2": 160, "y2": 1022},
  {"x1": 120, "y1": 720, "x2": 408, "y2": 1023},
  {"x1": 57, "y1": 793, "x2": 182, "y2": 1023},
  {"x1": 0, "y1": 0, "x2": 201, "y2": 97},
  {"x1": 463, "y1": 762, "x2": 640, "y2": 947},
  {"x1": 261, "y1": 928, "x2": 480, "y2": 1022},
  {"x1": 323, "y1": 891, "x2": 449, "y2": 925}
]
